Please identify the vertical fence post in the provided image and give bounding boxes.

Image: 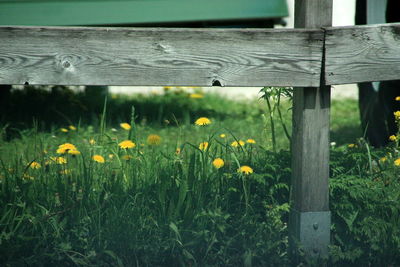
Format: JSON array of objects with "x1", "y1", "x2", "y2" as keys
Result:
[{"x1": 289, "y1": 0, "x2": 333, "y2": 260}]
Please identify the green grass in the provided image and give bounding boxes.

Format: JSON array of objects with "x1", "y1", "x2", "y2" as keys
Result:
[
  {"x1": 331, "y1": 98, "x2": 362, "y2": 145},
  {"x1": 0, "y1": 86, "x2": 399, "y2": 266}
]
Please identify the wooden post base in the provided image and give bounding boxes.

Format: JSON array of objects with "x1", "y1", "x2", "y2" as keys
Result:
[{"x1": 289, "y1": 210, "x2": 331, "y2": 259}]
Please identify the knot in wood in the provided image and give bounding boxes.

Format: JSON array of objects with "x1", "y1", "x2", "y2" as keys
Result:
[{"x1": 212, "y1": 79, "x2": 223, "y2": 87}]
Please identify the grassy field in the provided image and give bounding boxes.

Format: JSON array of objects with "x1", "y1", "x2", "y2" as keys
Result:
[{"x1": 0, "y1": 86, "x2": 399, "y2": 266}]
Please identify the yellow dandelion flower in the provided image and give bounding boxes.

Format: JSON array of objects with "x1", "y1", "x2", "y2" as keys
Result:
[
  {"x1": 389, "y1": 135, "x2": 397, "y2": 141},
  {"x1": 56, "y1": 143, "x2": 77, "y2": 154},
  {"x1": 69, "y1": 125, "x2": 76, "y2": 131},
  {"x1": 147, "y1": 134, "x2": 161, "y2": 145},
  {"x1": 199, "y1": 142, "x2": 209, "y2": 151},
  {"x1": 394, "y1": 111, "x2": 400, "y2": 120},
  {"x1": 348, "y1": 144, "x2": 356, "y2": 148},
  {"x1": 394, "y1": 158, "x2": 400, "y2": 166},
  {"x1": 58, "y1": 143, "x2": 77, "y2": 151},
  {"x1": 246, "y1": 139, "x2": 256, "y2": 144},
  {"x1": 220, "y1": 134, "x2": 226, "y2": 138},
  {"x1": 92, "y1": 155, "x2": 105, "y2": 163},
  {"x1": 189, "y1": 93, "x2": 204, "y2": 99},
  {"x1": 396, "y1": 96, "x2": 400, "y2": 101},
  {"x1": 68, "y1": 149, "x2": 81, "y2": 155},
  {"x1": 57, "y1": 157, "x2": 67, "y2": 164},
  {"x1": 30, "y1": 161, "x2": 41, "y2": 169},
  {"x1": 195, "y1": 117, "x2": 211, "y2": 126},
  {"x1": 89, "y1": 139, "x2": 96, "y2": 145},
  {"x1": 122, "y1": 155, "x2": 133, "y2": 161},
  {"x1": 120, "y1": 123, "x2": 131, "y2": 130},
  {"x1": 50, "y1": 156, "x2": 67, "y2": 164},
  {"x1": 119, "y1": 140, "x2": 136, "y2": 149},
  {"x1": 212, "y1": 158, "x2": 224, "y2": 169},
  {"x1": 238, "y1": 166, "x2": 253, "y2": 175},
  {"x1": 231, "y1": 140, "x2": 245, "y2": 148},
  {"x1": 60, "y1": 128, "x2": 68, "y2": 133}
]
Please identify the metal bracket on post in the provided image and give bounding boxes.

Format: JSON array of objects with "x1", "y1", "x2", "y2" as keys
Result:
[{"x1": 290, "y1": 210, "x2": 331, "y2": 258}]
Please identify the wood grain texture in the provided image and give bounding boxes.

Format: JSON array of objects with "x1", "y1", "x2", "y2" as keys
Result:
[
  {"x1": 325, "y1": 23, "x2": 400, "y2": 85},
  {"x1": 295, "y1": 0, "x2": 332, "y2": 28},
  {"x1": 291, "y1": 0, "x2": 332, "y2": 213},
  {"x1": 291, "y1": 86, "x2": 330, "y2": 212},
  {"x1": 0, "y1": 26, "x2": 323, "y2": 87}
]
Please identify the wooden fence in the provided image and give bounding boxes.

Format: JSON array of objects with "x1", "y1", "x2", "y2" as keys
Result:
[
  {"x1": 1, "y1": 0, "x2": 399, "y2": 260},
  {"x1": 1, "y1": 23, "x2": 399, "y2": 87}
]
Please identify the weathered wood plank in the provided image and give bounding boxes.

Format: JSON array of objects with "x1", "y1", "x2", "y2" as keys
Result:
[
  {"x1": 325, "y1": 23, "x2": 400, "y2": 85},
  {"x1": 294, "y1": 0, "x2": 333, "y2": 29},
  {"x1": 291, "y1": 87, "x2": 331, "y2": 212},
  {"x1": 290, "y1": 0, "x2": 332, "y2": 259},
  {"x1": 0, "y1": 26, "x2": 323, "y2": 87}
]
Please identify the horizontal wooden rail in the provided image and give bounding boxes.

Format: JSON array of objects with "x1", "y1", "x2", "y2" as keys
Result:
[
  {"x1": 0, "y1": 26, "x2": 323, "y2": 87},
  {"x1": 325, "y1": 23, "x2": 400, "y2": 85},
  {"x1": 1, "y1": 24, "x2": 399, "y2": 87}
]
